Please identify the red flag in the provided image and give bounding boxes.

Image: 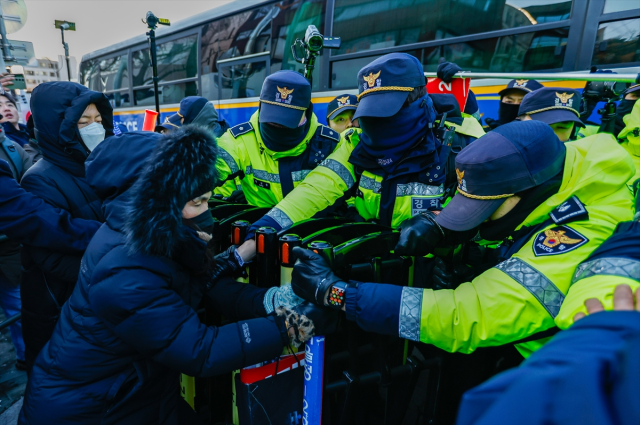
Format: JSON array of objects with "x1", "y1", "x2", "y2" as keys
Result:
[{"x1": 426, "y1": 77, "x2": 470, "y2": 111}]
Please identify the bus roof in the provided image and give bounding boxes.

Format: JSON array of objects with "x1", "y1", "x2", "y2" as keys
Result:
[{"x1": 81, "y1": 0, "x2": 270, "y2": 62}]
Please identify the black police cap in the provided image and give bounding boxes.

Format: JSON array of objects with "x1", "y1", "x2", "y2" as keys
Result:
[
  {"x1": 518, "y1": 87, "x2": 584, "y2": 128},
  {"x1": 326, "y1": 94, "x2": 358, "y2": 120}
]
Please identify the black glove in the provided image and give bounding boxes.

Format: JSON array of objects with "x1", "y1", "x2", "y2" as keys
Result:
[
  {"x1": 395, "y1": 211, "x2": 447, "y2": 257},
  {"x1": 344, "y1": 206, "x2": 365, "y2": 223},
  {"x1": 276, "y1": 302, "x2": 339, "y2": 348},
  {"x1": 291, "y1": 247, "x2": 344, "y2": 306},
  {"x1": 208, "y1": 245, "x2": 243, "y2": 289},
  {"x1": 224, "y1": 189, "x2": 247, "y2": 204},
  {"x1": 437, "y1": 62, "x2": 462, "y2": 83}
]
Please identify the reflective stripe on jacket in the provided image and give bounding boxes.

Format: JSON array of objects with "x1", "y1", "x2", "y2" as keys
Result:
[
  {"x1": 214, "y1": 111, "x2": 341, "y2": 226},
  {"x1": 272, "y1": 117, "x2": 483, "y2": 228},
  {"x1": 346, "y1": 133, "x2": 634, "y2": 357}
]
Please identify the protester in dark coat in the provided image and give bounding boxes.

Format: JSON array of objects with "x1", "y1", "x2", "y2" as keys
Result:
[
  {"x1": 19, "y1": 81, "x2": 113, "y2": 370},
  {"x1": 0, "y1": 92, "x2": 30, "y2": 147},
  {"x1": 0, "y1": 125, "x2": 35, "y2": 370},
  {"x1": 18, "y1": 127, "x2": 331, "y2": 425},
  {"x1": 0, "y1": 159, "x2": 99, "y2": 249}
]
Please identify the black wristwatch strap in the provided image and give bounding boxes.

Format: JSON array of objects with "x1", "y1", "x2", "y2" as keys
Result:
[{"x1": 326, "y1": 281, "x2": 348, "y2": 309}]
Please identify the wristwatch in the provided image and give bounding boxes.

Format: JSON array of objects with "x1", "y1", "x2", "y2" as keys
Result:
[{"x1": 326, "y1": 281, "x2": 348, "y2": 309}]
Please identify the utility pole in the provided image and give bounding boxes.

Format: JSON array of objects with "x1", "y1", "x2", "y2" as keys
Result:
[
  {"x1": 143, "y1": 11, "x2": 170, "y2": 124},
  {"x1": 54, "y1": 20, "x2": 76, "y2": 81}
]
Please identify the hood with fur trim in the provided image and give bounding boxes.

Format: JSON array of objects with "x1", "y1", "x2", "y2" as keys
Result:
[
  {"x1": 86, "y1": 125, "x2": 218, "y2": 257},
  {"x1": 124, "y1": 125, "x2": 218, "y2": 257}
]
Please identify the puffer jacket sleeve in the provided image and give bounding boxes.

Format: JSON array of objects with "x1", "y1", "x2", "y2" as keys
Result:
[
  {"x1": 207, "y1": 276, "x2": 269, "y2": 320},
  {"x1": 21, "y1": 172, "x2": 99, "y2": 281},
  {"x1": 456, "y1": 311, "x2": 640, "y2": 425},
  {"x1": 25, "y1": 247, "x2": 82, "y2": 282},
  {"x1": 0, "y1": 160, "x2": 99, "y2": 252},
  {"x1": 89, "y1": 264, "x2": 286, "y2": 377}
]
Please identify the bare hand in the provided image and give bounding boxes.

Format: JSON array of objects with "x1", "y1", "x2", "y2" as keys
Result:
[
  {"x1": 0, "y1": 73, "x2": 14, "y2": 90},
  {"x1": 574, "y1": 284, "x2": 640, "y2": 322},
  {"x1": 237, "y1": 239, "x2": 256, "y2": 262}
]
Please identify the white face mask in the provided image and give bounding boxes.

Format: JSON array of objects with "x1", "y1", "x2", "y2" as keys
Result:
[{"x1": 78, "y1": 122, "x2": 106, "y2": 152}]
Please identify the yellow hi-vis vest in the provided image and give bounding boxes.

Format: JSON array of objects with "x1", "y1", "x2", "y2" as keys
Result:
[{"x1": 214, "y1": 111, "x2": 341, "y2": 225}]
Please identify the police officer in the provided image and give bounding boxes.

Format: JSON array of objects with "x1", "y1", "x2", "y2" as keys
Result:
[
  {"x1": 291, "y1": 120, "x2": 634, "y2": 358},
  {"x1": 253, "y1": 53, "x2": 484, "y2": 235},
  {"x1": 156, "y1": 96, "x2": 229, "y2": 137},
  {"x1": 618, "y1": 87, "x2": 640, "y2": 187},
  {"x1": 326, "y1": 94, "x2": 358, "y2": 134},
  {"x1": 517, "y1": 87, "x2": 585, "y2": 142},
  {"x1": 436, "y1": 61, "x2": 543, "y2": 130},
  {"x1": 211, "y1": 70, "x2": 343, "y2": 262}
]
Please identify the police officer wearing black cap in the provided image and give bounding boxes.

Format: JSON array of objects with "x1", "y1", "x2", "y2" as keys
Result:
[
  {"x1": 290, "y1": 119, "x2": 634, "y2": 367},
  {"x1": 517, "y1": 87, "x2": 584, "y2": 142},
  {"x1": 436, "y1": 62, "x2": 544, "y2": 131},
  {"x1": 156, "y1": 96, "x2": 229, "y2": 136},
  {"x1": 326, "y1": 94, "x2": 358, "y2": 134},
  {"x1": 212, "y1": 70, "x2": 343, "y2": 261}
]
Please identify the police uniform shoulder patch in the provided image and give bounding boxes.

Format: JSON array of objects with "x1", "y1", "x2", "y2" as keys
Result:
[
  {"x1": 319, "y1": 125, "x2": 340, "y2": 142},
  {"x1": 549, "y1": 195, "x2": 588, "y2": 225},
  {"x1": 533, "y1": 226, "x2": 588, "y2": 257},
  {"x1": 229, "y1": 122, "x2": 254, "y2": 138}
]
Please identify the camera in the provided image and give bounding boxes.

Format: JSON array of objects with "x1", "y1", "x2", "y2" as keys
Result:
[
  {"x1": 582, "y1": 67, "x2": 629, "y2": 103},
  {"x1": 291, "y1": 25, "x2": 341, "y2": 83}
]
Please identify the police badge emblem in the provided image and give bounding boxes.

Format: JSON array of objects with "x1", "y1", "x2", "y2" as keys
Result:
[
  {"x1": 362, "y1": 70, "x2": 382, "y2": 90},
  {"x1": 533, "y1": 226, "x2": 588, "y2": 256},
  {"x1": 276, "y1": 86, "x2": 294, "y2": 104},
  {"x1": 555, "y1": 92, "x2": 574, "y2": 108}
]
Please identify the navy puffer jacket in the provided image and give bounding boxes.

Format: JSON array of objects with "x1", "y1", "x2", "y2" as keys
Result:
[
  {"x1": 20, "y1": 82, "x2": 114, "y2": 369},
  {"x1": 19, "y1": 129, "x2": 286, "y2": 425}
]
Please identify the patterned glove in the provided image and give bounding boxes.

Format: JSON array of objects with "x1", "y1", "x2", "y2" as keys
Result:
[
  {"x1": 263, "y1": 285, "x2": 305, "y2": 314},
  {"x1": 276, "y1": 302, "x2": 339, "y2": 348}
]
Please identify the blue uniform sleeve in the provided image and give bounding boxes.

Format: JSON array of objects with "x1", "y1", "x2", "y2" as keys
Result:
[
  {"x1": 345, "y1": 283, "x2": 403, "y2": 337},
  {"x1": 246, "y1": 215, "x2": 282, "y2": 241},
  {"x1": 457, "y1": 311, "x2": 640, "y2": 425},
  {"x1": 206, "y1": 276, "x2": 269, "y2": 320},
  {"x1": 0, "y1": 160, "x2": 99, "y2": 252}
]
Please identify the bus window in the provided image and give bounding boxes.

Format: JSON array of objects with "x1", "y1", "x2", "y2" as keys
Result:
[
  {"x1": 422, "y1": 27, "x2": 569, "y2": 72},
  {"x1": 134, "y1": 82, "x2": 198, "y2": 107},
  {"x1": 271, "y1": 0, "x2": 326, "y2": 91},
  {"x1": 200, "y1": 6, "x2": 273, "y2": 100},
  {"x1": 603, "y1": 0, "x2": 640, "y2": 14},
  {"x1": 132, "y1": 34, "x2": 198, "y2": 105},
  {"x1": 332, "y1": 0, "x2": 572, "y2": 56},
  {"x1": 200, "y1": 0, "x2": 326, "y2": 99},
  {"x1": 592, "y1": 18, "x2": 640, "y2": 66},
  {"x1": 99, "y1": 56, "x2": 129, "y2": 91}
]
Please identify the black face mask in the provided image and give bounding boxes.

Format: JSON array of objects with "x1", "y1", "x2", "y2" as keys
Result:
[
  {"x1": 498, "y1": 102, "x2": 521, "y2": 126},
  {"x1": 184, "y1": 209, "x2": 214, "y2": 235},
  {"x1": 259, "y1": 121, "x2": 308, "y2": 152},
  {"x1": 479, "y1": 170, "x2": 564, "y2": 242},
  {"x1": 615, "y1": 99, "x2": 638, "y2": 137}
]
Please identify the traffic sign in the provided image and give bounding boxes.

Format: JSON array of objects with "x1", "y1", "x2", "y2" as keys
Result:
[{"x1": 54, "y1": 20, "x2": 76, "y2": 31}]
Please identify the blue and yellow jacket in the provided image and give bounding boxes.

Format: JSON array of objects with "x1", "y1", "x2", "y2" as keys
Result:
[
  {"x1": 268, "y1": 116, "x2": 484, "y2": 229},
  {"x1": 344, "y1": 133, "x2": 634, "y2": 357}
]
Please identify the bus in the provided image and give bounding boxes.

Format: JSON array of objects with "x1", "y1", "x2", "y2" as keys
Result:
[{"x1": 79, "y1": 0, "x2": 640, "y2": 131}]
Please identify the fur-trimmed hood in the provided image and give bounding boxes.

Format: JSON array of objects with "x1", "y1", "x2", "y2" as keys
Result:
[{"x1": 86, "y1": 125, "x2": 218, "y2": 257}]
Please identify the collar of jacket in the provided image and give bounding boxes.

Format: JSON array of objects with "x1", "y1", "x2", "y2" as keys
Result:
[
  {"x1": 250, "y1": 110, "x2": 320, "y2": 160},
  {"x1": 516, "y1": 132, "x2": 635, "y2": 230},
  {"x1": 442, "y1": 116, "x2": 486, "y2": 139}
]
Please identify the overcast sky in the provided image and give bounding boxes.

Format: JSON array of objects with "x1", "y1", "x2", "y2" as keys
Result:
[{"x1": 12, "y1": 0, "x2": 234, "y2": 62}]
